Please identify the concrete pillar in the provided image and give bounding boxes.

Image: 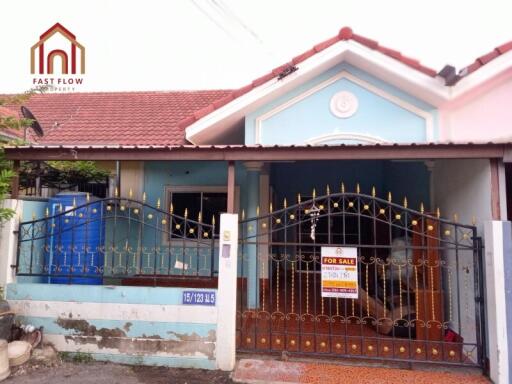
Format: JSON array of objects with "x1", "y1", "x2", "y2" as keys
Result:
[
  {"x1": 216, "y1": 213, "x2": 239, "y2": 371},
  {"x1": 0, "y1": 199, "x2": 23, "y2": 294},
  {"x1": 484, "y1": 221, "x2": 512, "y2": 384},
  {"x1": 244, "y1": 162, "x2": 263, "y2": 309}
]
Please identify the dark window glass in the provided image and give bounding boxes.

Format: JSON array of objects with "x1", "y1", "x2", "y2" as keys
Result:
[
  {"x1": 203, "y1": 193, "x2": 227, "y2": 234},
  {"x1": 169, "y1": 191, "x2": 227, "y2": 238}
]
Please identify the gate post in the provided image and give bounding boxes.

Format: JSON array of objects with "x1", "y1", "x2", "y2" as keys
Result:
[
  {"x1": 0, "y1": 199, "x2": 23, "y2": 292},
  {"x1": 216, "y1": 213, "x2": 239, "y2": 371},
  {"x1": 484, "y1": 221, "x2": 512, "y2": 384}
]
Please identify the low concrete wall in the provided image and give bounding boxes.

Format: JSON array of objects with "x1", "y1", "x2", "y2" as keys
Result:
[{"x1": 6, "y1": 283, "x2": 217, "y2": 369}]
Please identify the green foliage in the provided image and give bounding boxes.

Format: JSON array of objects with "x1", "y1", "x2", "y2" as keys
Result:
[
  {"x1": 0, "y1": 86, "x2": 52, "y2": 222},
  {"x1": 59, "y1": 351, "x2": 94, "y2": 364},
  {"x1": 0, "y1": 148, "x2": 15, "y2": 221},
  {"x1": 47, "y1": 161, "x2": 110, "y2": 184},
  {"x1": 0, "y1": 85, "x2": 51, "y2": 106},
  {"x1": 0, "y1": 85, "x2": 51, "y2": 132}
]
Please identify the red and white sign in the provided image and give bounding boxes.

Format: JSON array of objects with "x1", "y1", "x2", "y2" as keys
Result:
[{"x1": 321, "y1": 247, "x2": 358, "y2": 299}]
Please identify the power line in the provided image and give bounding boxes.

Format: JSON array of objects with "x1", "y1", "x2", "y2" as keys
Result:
[
  {"x1": 211, "y1": 0, "x2": 265, "y2": 46},
  {"x1": 190, "y1": 0, "x2": 238, "y2": 41}
]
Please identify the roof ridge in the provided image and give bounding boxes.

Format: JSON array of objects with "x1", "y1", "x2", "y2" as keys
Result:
[
  {"x1": 176, "y1": 26, "x2": 439, "y2": 131},
  {"x1": 0, "y1": 89, "x2": 234, "y2": 98},
  {"x1": 458, "y1": 39, "x2": 512, "y2": 78}
]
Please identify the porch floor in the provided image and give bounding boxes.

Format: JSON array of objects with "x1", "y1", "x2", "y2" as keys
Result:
[{"x1": 232, "y1": 358, "x2": 488, "y2": 384}]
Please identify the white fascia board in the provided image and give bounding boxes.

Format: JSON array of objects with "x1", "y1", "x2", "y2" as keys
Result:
[
  {"x1": 185, "y1": 40, "x2": 451, "y2": 145},
  {"x1": 343, "y1": 44, "x2": 449, "y2": 105},
  {"x1": 451, "y1": 50, "x2": 512, "y2": 99}
]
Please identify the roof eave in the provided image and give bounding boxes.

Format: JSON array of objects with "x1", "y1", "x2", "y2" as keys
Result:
[
  {"x1": 451, "y1": 50, "x2": 512, "y2": 99},
  {"x1": 186, "y1": 40, "x2": 450, "y2": 145}
]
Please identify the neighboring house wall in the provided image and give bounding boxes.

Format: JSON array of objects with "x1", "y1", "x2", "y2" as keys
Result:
[
  {"x1": 440, "y1": 68, "x2": 512, "y2": 142},
  {"x1": 433, "y1": 159, "x2": 493, "y2": 360},
  {"x1": 17, "y1": 198, "x2": 48, "y2": 284},
  {"x1": 121, "y1": 161, "x2": 144, "y2": 200},
  {"x1": 245, "y1": 63, "x2": 437, "y2": 145}
]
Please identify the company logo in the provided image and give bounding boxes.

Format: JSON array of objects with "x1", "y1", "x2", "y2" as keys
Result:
[{"x1": 30, "y1": 23, "x2": 85, "y2": 91}]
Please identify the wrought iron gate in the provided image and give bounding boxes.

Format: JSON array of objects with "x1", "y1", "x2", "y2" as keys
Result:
[
  {"x1": 16, "y1": 196, "x2": 217, "y2": 285},
  {"x1": 236, "y1": 189, "x2": 485, "y2": 367}
]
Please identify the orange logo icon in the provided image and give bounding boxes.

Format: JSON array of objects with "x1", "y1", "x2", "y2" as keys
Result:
[{"x1": 30, "y1": 23, "x2": 85, "y2": 75}]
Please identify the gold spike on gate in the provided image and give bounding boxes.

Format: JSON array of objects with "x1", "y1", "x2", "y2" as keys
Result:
[
  {"x1": 283, "y1": 198, "x2": 287, "y2": 209},
  {"x1": 184, "y1": 208, "x2": 188, "y2": 218},
  {"x1": 387, "y1": 192, "x2": 392, "y2": 202},
  {"x1": 269, "y1": 202, "x2": 273, "y2": 213},
  {"x1": 45, "y1": 207, "x2": 49, "y2": 218},
  {"x1": 170, "y1": 203, "x2": 174, "y2": 214},
  {"x1": 326, "y1": 184, "x2": 330, "y2": 195},
  {"x1": 142, "y1": 192, "x2": 147, "y2": 203},
  {"x1": 241, "y1": 209, "x2": 245, "y2": 220},
  {"x1": 256, "y1": 206, "x2": 260, "y2": 216},
  {"x1": 403, "y1": 197, "x2": 408, "y2": 209},
  {"x1": 436, "y1": 207, "x2": 441, "y2": 219},
  {"x1": 157, "y1": 198, "x2": 161, "y2": 209},
  {"x1": 453, "y1": 213, "x2": 458, "y2": 223},
  {"x1": 312, "y1": 188, "x2": 316, "y2": 199},
  {"x1": 341, "y1": 182, "x2": 345, "y2": 193},
  {"x1": 129, "y1": 188, "x2": 133, "y2": 198},
  {"x1": 198, "y1": 211, "x2": 202, "y2": 222},
  {"x1": 420, "y1": 202, "x2": 425, "y2": 214},
  {"x1": 356, "y1": 183, "x2": 360, "y2": 194},
  {"x1": 297, "y1": 193, "x2": 301, "y2": 204},
  {"x1": 472, "y1": 215, "x2": 477, "y2": 226},
  {"x1": 114, "y1": 187, "x2": 119, "y2": 198},
  {"x1": 212, "y1": 215, "x2": 216, "y2": 226},
  {"x1": 372, "y1": 186, "x2": 376, "y2": 197},
  {"x1": 72, "y1": 198, "x2": 77, "y2": 208},
  {"x1": 86, "y1": 193, "x2": 90, "y2": 202},
  {"x1": 32, "y1": 211, "x2": 36, "y2": 220}
]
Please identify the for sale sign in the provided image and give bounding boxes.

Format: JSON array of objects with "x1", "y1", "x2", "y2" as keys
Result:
[{"x1": 321, "y1": 247, "x2": 358, "y2": 299}]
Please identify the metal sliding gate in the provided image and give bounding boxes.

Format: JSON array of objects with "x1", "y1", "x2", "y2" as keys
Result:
[{"x1": 236, "y1": 190, "x2": 485, "y2": 367}]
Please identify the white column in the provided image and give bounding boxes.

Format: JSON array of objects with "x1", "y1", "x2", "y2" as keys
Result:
[
  {"x1": 216, "y1": 213, "x2": 239, "y2": 371},
  {"x1": 0, "y1": 199, "x2": 23, "y2": 292},
  {"x1": 484, "y1": 221, "x2": 511, "y2": 384}
]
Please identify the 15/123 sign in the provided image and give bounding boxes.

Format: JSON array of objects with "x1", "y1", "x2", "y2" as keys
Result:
[{"x1": 182, "y1": 291, "x2": 216, "y2": 306}]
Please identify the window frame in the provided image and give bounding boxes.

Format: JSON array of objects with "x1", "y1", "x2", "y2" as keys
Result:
[{"x1": 163, "y1": 185, "x2": 239, "y2": 245}]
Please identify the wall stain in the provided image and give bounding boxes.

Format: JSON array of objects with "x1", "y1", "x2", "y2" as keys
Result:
[{"x1": 55, "y1": 317, "x2": 215, "y2": 359}]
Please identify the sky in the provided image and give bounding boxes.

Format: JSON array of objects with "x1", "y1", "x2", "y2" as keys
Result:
[{"x1": 0, "y1": 0, "x2": 511, "y2": 93}]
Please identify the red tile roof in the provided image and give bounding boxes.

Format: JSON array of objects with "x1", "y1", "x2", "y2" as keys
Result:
[
  {"x1": 177, "y1": 27, "x2": 438, "y2": 131},
  {"x1": 3, "y1": 90, "x2": 232, "y2": 145},
  {"x1": 461, "y1": 40, "x2": 512, "y2": 76}
]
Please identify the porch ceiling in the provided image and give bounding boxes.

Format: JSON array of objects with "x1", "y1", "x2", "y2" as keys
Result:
[{"x1": 3, "y1": 142, "x2": 510, "y2": 161}]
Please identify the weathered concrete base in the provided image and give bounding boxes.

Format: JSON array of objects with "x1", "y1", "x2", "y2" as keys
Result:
[{"x1": 7, "y1": 283, "x2": 218, "y2": 369}]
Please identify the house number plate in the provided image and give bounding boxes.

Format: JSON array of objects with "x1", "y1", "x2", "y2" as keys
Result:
[{"x1": 182, "y1": 291, "x2": 216, "y2": 306}]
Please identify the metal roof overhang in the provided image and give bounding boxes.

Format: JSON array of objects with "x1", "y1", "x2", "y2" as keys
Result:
[{"x1": 3, "y1": 143, "x2": 509, "y2": 161}]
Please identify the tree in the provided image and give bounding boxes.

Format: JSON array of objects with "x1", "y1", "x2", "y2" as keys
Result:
[{"x1": 0, "y1": 87, "x2": 49, "y2": 221}]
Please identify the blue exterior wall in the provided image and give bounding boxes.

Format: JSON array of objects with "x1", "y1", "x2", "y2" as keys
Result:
[
  {"x1": 143, "y1": 161, "x2": 247, "y2": 214},
  {"x1": 245, "y1": 63, "x2": 437, "y2": 145},
  {"x1": 101, "y1": 161, "x2": 248, "y2": 280}
]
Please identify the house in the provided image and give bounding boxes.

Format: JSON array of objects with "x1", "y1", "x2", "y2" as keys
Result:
[{"x1": 2, "y1": 26, "x2": 512, "y2": 382}]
